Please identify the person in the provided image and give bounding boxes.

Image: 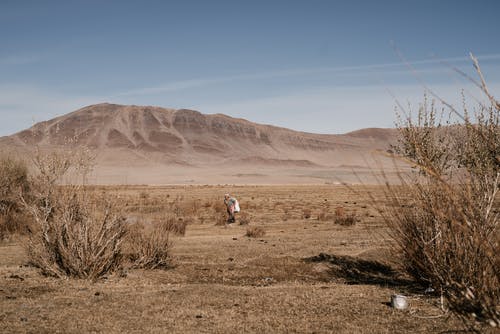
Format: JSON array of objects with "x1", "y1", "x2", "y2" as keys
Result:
[{"x1": 224, "y1": 193, "x2": 239, "y2": 224}]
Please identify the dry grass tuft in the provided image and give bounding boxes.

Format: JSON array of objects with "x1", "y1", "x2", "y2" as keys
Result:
[
  {"x1": 212, "y1": 200, "x2": 226, "y2": 214},
  {"x1": 125, "y1": 209, "x2": 189, "y2": 269},
  {"x1": 245, "y1": 226, "x2": 266, "y2": 238},
  {"x1": 238, "y1": 212, "x2": 250, "y2": 225},
  {"x1": 334, "y1": 206, "x2": 358, "y2": 226},
  {"x1": 128, "y1": 221, "x2": 173, "y2": 269},
  {"x1": 153, "y1": 214, "x2": 188, "y2": 236},
  {"x1": 214, "y1": 212, "x2": 228, "y2": 226},
  {"x1": 0, "y1": 155, "x2": 31, "y2": 239}
]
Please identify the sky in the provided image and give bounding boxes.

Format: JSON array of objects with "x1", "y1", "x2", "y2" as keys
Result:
[{"x1": 1, "y1": 0, "x2": 499, "y2": 136}]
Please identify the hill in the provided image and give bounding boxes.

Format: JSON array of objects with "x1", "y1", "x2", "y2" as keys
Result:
[{"x1": 0, "y1": 103, "x2": 399, "y2": 184}]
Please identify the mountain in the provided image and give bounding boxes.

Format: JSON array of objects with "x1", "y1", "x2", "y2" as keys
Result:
[{"x1": 0, "y1": 103, "x2": 400, "y2": 184}]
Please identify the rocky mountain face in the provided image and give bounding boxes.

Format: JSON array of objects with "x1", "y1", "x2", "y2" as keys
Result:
[
  {"x1": 0, "y1": 103, "x2": 399, "y2": 184},
  {"x1": 2, "y1": 103, "x2": 395, "y2": 167}
]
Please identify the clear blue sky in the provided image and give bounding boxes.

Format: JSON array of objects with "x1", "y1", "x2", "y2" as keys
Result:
[{"x1": 1, "y1": 0, "x2": 499, "y2": 135}]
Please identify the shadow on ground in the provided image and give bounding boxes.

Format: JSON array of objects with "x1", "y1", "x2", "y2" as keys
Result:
[{"x1": 305, "y1": 252, "x2": 419, "y2": 291}]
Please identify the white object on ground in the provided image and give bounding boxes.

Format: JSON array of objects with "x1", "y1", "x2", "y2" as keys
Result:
[{"x1": 391, "y1": 294, "x2": 408, "y2": 310}]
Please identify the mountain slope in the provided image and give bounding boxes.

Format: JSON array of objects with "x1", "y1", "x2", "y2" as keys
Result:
[{"x1": 0, "y1": 103, "x2": 399, "y2": 184}]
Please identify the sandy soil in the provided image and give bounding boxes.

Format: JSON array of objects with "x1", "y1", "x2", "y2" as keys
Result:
[{"x1": 0, "y1": 185, "x2": 479, "y2": 333}]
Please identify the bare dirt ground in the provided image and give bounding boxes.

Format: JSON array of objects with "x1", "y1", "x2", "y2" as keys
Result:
[{"x1": 0, "y1": 185, "x2": 478, "y2": 333}]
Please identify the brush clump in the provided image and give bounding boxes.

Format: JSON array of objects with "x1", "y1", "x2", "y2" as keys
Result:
[{"x1": 386, "y1": 55, "x2": 499, "y2": 328}]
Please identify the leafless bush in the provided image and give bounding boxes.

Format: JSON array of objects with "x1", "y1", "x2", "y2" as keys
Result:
[
  {"x1": 26, "y1": 191, "x2": 126, "y2": 279},
  {"x1": 246, "y1": 226, "x2": 266, "y2": 238},
  {"x1": 156, "y1": 214, "x2": 188, "y2": 236},
  {"x1": 127, "y1": 213, "x2": 188, "y2": 269},
  {"x1": 128, "y1": 221, "x2": 173, "y2": 269},
  {"x1": 0, "y1": 155, "x2": 30, "y2": 238},
  {"x1": 333, "y1": 206, "x2": 358, "y2": 226},
  {"x1": 171, "y1": 198, "x2": 200, "y2": 217},
  {"x1": 302, "y1": 208, "x2": 312, "y2": 219},
  {"x1": 386, "y1": 55, "x2": 499, "y2": 327},
  {"x1": 334, "y1": 214, "x2": 358, "y2": 226},
  {"x1": 23, "y1": 148, "x2": 127, "y2": 280}
]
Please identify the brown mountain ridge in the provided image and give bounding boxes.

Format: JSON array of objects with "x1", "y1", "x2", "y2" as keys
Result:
[{"x1": 0, "y1": 103, "x2": 399, "y2": 184}]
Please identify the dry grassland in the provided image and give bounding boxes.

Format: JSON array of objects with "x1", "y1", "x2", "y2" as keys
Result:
[{"x1": 0, "y1": 185, "x2": 478, "y2": 333}]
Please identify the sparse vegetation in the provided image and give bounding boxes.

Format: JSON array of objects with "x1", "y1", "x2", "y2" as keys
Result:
[
  {"x1": 386, "y1": 56, "x2": 499, "y2": 328},
  {"x1": 128, "y1": 221, "x2": 173, "y2": 269},
  {"x1": 246, "y1": 226, "x2": 266, "y2": 238},
  {"x1": 334, "y1": 206, "x2": 359, "y2": 226},
  {"x1": 21, "y1": 148, "x2": 127, "y2": 280},
  {"x1": 238, "y1": 212, "x2": 250, "y2": 225},
  {"x1": 334, "y1": 213, "x2": 358, "y2": 226},
  {"x1": 127, "y1": 212, "x2": 189, "y2": 269},
  {"x1": 0, "y1": 184, "x2": 471, "y2": 333},
  {"x1": 27, "y1": 191, "x2": 126, "y2": 279},
  {"x1": 214, "y1": 211, "x2": 228, "y2": 226},
  {"x1": 0, "y1": 155, "x2": 30, "y2": 239}
]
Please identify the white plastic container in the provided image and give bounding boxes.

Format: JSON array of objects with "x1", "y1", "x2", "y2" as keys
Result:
[{"x1": 391, "y1": 294, "x2": 408, "y2": 310}]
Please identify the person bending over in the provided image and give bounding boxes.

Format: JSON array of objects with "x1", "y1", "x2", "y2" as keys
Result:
[{"x1": 224, "y1": 193, "x2": 239, "y2": 224}]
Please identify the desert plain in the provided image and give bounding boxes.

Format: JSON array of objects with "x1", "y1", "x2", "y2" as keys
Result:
[{"x1": 0, "y1": 184, "x2": 479, "y2": 333}]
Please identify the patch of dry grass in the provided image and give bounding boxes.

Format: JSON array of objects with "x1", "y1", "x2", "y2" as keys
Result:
[
  {"x1": 0, "y1": 155, "x2": 31, "y2": 239},
  {"x1": 238, "y1": 212, "x2": 250, "y2": 225},
  {"x1": 0, "y1": 185, "x2": 479, "y2": 333},
  {"x1": 334, "y1": 206, "x2": 359, "y2": 226},
  {"x1": 245, "y1": 226, "x2": 266, "y2": 238}
]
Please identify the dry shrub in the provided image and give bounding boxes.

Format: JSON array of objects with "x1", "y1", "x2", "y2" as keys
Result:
[
  {"x1": 214, "y1": 212, "x2": 227, "y2": 226},
  {"x1": 335, "y1": 216, "x2": 358, "y2": 226},
  {"x1": 26, "y1": 190, "x2": 126, "y2": 279},
  {"x1": 245, "y1": 226, "x2": 266, "y2": 238},
  {"x1": 128, "y1": 221, "x2": 173, "y2": 269},
  {"x1": 126, "y1": 211, "x2": 188, "y2": 269},
  {"x1": 189, "y1": 199, "x2": 201, "y2": 216},
  {"x1": 0, "y1": 155, "x2": 31, "y2": 239},
  {"x1": 210, "y1": 199, "x2": 229, "y2": 225},
  {"x1": 302, "y1": 208, "x2": 312, "y2": 219},
  {"x1": 386, "y1": 56, "x2": 499, "y2": 328},
  {"x1": 334, "y1": 206, "x2": 345, "y2": 217},
  {"x1": 333, "y1": 207, "x2": 358, "y2": 226},
  {"x1": 155, "y1": 214, "x2": 188, "y2": 236},
  {"x1": 128, "y1": 213, "x2": 188, "y2": 269},
  {"x1": 22, "y1": 148, "x2": 127, "y2": 280},
  {"x1": 212, "y1": 200, "x2": 226, "y2": 214},
  {"x1": 317, "y1": 204, "x2": 331, "y2": 221},
  {"x1": 238, "y1": 212, "x2": 250, "y2": 225},
  {"x1": 172, "y1": 198, "x2": 201, "y2": 217}
]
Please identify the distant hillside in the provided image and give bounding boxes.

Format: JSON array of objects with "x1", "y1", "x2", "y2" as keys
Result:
[{"x1": 0, "y1": 103, "x2": 399, "y2": 184}]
